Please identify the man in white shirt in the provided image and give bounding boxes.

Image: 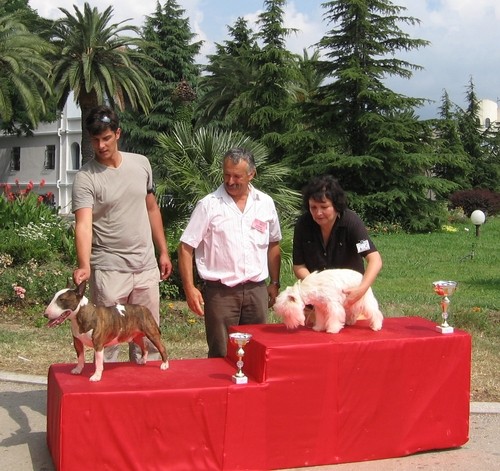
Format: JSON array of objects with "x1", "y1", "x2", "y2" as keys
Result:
[{"x1": 178, "y1": 147, "x2": 282, "y2": 357}]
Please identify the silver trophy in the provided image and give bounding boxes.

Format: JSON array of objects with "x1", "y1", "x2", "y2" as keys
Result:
[
  {"x1": 229, "y1": 332, "x2": 252, "y2": 384},
  {"x1": 432, "y1": 281, "x2": 458, "y2": 334}
]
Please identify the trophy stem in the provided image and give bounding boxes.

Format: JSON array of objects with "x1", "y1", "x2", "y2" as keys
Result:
[
  {"x1": 235, "y1": 347, "x2": 245, "y2": 378},
  {"x1": 440, "y1": 296, "x2": 450, "y2": 327}
]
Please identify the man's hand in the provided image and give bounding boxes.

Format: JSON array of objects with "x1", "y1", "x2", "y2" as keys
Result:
[
  {"x1": 73, "y1": 267, "x2": 90, "y2": 286},
  {"x1": 159, "y1": 253, "x2": 173, "y2": 280},
  {"x1": 185, "y1": 287, "x2": 205, "y2": 316}
]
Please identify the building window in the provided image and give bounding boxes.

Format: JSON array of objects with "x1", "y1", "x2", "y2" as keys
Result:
[
  {"x1": 10, "y1": 147, "x2": 20, "y2": 171},
  {"x1": 44, "y1": 145, "x2": 56, "y2": 170},
  {"x1": 71, "y1": 142, "x2": 81, "y2": 170},
  {"x1": 485, "y1": 118, "x2": 491, "y2": 128}
]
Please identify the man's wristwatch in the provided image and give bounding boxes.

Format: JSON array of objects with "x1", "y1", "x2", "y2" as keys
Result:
[{"x1": 270, "y1": 280, "x2": 281, "y2": 288}]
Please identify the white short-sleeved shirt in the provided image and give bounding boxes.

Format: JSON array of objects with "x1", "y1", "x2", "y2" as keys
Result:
[
  {"x1": 72, "y1": 152, "x2": 157, "y2": 273},
  {"x1": 180, "y1": 184, "x2": 282, "y2": 287}
]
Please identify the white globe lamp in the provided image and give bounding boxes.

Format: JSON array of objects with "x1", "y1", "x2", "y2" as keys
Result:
[{"x1": 470, "y1": 210, "x2": 486, "y2": 237}]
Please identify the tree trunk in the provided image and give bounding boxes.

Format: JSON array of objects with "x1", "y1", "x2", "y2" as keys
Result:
[{"x1": 78, "y1": 91, "x2": 99, "y2": 165}]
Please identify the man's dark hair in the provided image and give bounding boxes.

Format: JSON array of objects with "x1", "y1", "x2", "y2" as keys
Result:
[
  {"x1": 302, "y1": 175, "x2": 348, "y2": 212},
  {"x1": 85, "y1": 106, "x2": 119, "y2": 135}
]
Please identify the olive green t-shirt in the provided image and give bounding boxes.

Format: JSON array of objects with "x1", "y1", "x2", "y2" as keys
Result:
[{"x1": 72, "y1": 152, "x2": 157, "y2": 273}]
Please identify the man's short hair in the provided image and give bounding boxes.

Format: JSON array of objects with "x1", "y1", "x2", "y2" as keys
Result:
[{"x1": 85, "y1": 106, "x2": 119, "y2": 135}]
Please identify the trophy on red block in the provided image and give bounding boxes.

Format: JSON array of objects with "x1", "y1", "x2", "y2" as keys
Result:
[
  {"x1": 229, "y1": 332, "x2": 252, "y2": 384},
  {"x1": 432, "y1": 280, "x2": 458, "y2": 334}
]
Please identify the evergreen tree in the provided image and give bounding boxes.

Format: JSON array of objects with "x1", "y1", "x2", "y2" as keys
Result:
[
  {"x1": 246, "y1": 0, "x2": 301, "y2": 162},
  {"x1": 196, "y1": 17, "x2": 259, "y2": 129},
  {"x1": 281, "y1": 48, "x2": 335, "y2": 187},
  {"x1": 305, "y1": 0, "x2": 452, "y2": 231},
  {"x1": 456, "y1": 77, "x2": 494, "y2": 189},
  {"x1": 480, "y1": 120, "x2": 500, "y2": 192},
  {"x1": 429, "y1": 90, "x2": 471, "y2": 193},
  {"x1": 314, "y1": 0, "x2": 429, "y2": 156},
  {"x1": 120, "y1": 0, "x2": 202, "y2": 156}
]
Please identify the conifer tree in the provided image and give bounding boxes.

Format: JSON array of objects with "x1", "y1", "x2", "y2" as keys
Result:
[
  {"x1": 455, "y1": 77, "x2": 498, "y2": 189},
  {"x1": 196, "y1": 17, "x2": 259, "y2": 129},
  {"x1": 120, "y1": 0, "x2": 201, "y2": 156},
  {"x1": 315, "y1": 0, "x2": 429, "y2": 156},
  {"x1": 430, "y1": 90, "x2": 471, "y2": 192},
  {"x1": 306, "y1": 0, "x2": 453, "y2": 231},
  {"x1": 246, "y1": 0, "x2": 300, "y2": 162}
]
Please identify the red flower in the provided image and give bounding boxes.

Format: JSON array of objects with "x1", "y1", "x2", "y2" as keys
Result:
[{"x1": 39, "y1": 179, "x2": 46, "y2": 188}]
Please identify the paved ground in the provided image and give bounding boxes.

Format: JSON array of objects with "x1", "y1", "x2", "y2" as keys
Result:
[{"x1": 0, "y1": 371, "x2": 499, "y2": 471}]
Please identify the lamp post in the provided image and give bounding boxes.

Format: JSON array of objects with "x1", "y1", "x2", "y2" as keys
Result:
[{"x1": 470, "y1": 210, "x2": 486, "y2": 237}]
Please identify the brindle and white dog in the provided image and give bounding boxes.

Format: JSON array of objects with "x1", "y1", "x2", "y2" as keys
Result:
[{"x1": 44, "y1": 282, "x2": 169, "y2": 381}]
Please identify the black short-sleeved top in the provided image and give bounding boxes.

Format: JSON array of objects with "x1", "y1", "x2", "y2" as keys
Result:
[{"x1": 292, "y1": 209, "x2": 377, "y2": 275}]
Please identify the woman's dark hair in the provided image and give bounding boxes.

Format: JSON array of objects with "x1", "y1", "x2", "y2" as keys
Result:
[
  {"x1": 302, "y1": 175, "x2": 348, "y2": 212},
  {"x1": 85, "y1": 105, "x2": 119, "y2": 135}
]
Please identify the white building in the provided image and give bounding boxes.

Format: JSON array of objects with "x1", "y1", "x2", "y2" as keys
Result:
[
  {"x1": 478, "y1": 99, "x2": 500, "y2": 129},
  {"x1": 0, "y1": 97, "x2": 81, "y2": 215}
]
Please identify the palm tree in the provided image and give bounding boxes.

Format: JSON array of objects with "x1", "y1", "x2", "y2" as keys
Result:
[
  {"x1": 49, "y1": 2, "x2": 154, "y2": 163},
  {"x1": 154, "y1": 122, "x2": 301, "y2": 226},
  {"x1": 0, "y1": 14, "x2": 53, "y2": 129},
  {"x1": 154, "y1": 122, "x2": 300, "y2": 267}
]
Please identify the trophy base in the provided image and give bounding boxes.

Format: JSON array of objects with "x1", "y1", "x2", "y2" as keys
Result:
[
  {"x1": 232, "y1": 374, "x2": 248, "y2": 384},
  {"x1": 436, "y1": 325, "x2": 454, "y2": 334}
]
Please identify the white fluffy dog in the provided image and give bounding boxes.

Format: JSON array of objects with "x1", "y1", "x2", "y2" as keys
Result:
[{"x1": 274, "y1": 269, "x2": 383, "y2": 334}]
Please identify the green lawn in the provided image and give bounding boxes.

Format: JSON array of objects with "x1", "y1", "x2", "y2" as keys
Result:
[{"x1": 0, "y1": 215, "x2": 498, "y2": 401}]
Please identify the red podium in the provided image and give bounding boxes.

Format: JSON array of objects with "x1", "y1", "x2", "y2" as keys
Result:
[{"x1": 47, "y1": 317, "x2": 471, "y2": 470}]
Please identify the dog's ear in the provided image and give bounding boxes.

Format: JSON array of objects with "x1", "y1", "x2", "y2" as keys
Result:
[{"x1": 75, "y1": 281, "x2": 87, "y2": 298}]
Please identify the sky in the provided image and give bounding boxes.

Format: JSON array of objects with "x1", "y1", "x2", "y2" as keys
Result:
[{"x1": 28, "y1": 0, "x2": 500, "y2": 119}]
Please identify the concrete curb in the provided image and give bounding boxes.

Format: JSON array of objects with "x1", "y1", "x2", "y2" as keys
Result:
[
  {"x1": 1, "y1": 369, "x2": 499, "y2": 414},
  {"x1": 0, "y1": 370, "x2": 47, "y2": 385}
]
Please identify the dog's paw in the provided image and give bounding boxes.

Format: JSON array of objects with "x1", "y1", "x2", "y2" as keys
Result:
[
  {"x1": 324, "y1": 322, "x2": 344, "y2": 333},
  {"x1": 370, "y1": 321, "x2": 383, "y2": 331},
  {"x1": 325, "y1": 326, "x2": 343, "y2": 334},
  {"x1": 71, "y1": 366, "x2": 83, "y2": 375},
  {"x1": 137, "y1": 357, "x2": 147, "y2": 365},
  {"x1": 160, "y1": 361, "x2": 169, "y2": 370},
  {"x1": 89, "y1": 372, "x2": 102, "y2": 382}
]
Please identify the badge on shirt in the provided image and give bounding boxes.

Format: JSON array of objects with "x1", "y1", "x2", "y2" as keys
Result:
[
  {"x1": 251, "y1": 219, "x2": 268, "y2": 233},
  {"x1": 356, "y1": 239, "x2": 370, "y2": 253}
]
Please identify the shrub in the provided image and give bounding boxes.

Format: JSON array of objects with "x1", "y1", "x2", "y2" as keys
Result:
[
  {"x1": 0, "y1": 180, "x2": 76, "y2": 265},
  {"x1": 0, "y1": 180, "x2": 57, "y2": 228},
  {"x1": 0, "y1": 258, "x2": 72, "y2": 304},
  {"x1": 449, "y1": 188, "x2": 500, "y2": 217}
]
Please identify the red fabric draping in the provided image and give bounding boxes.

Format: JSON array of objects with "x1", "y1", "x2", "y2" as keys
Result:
[{"x1": 47, "y1": 317, "x2": 471, "y2": 470}]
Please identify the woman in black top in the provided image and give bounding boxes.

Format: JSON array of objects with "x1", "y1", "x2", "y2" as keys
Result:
[{"x1": 293, "y1": 175, "x2": 382, "y2": 306}]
